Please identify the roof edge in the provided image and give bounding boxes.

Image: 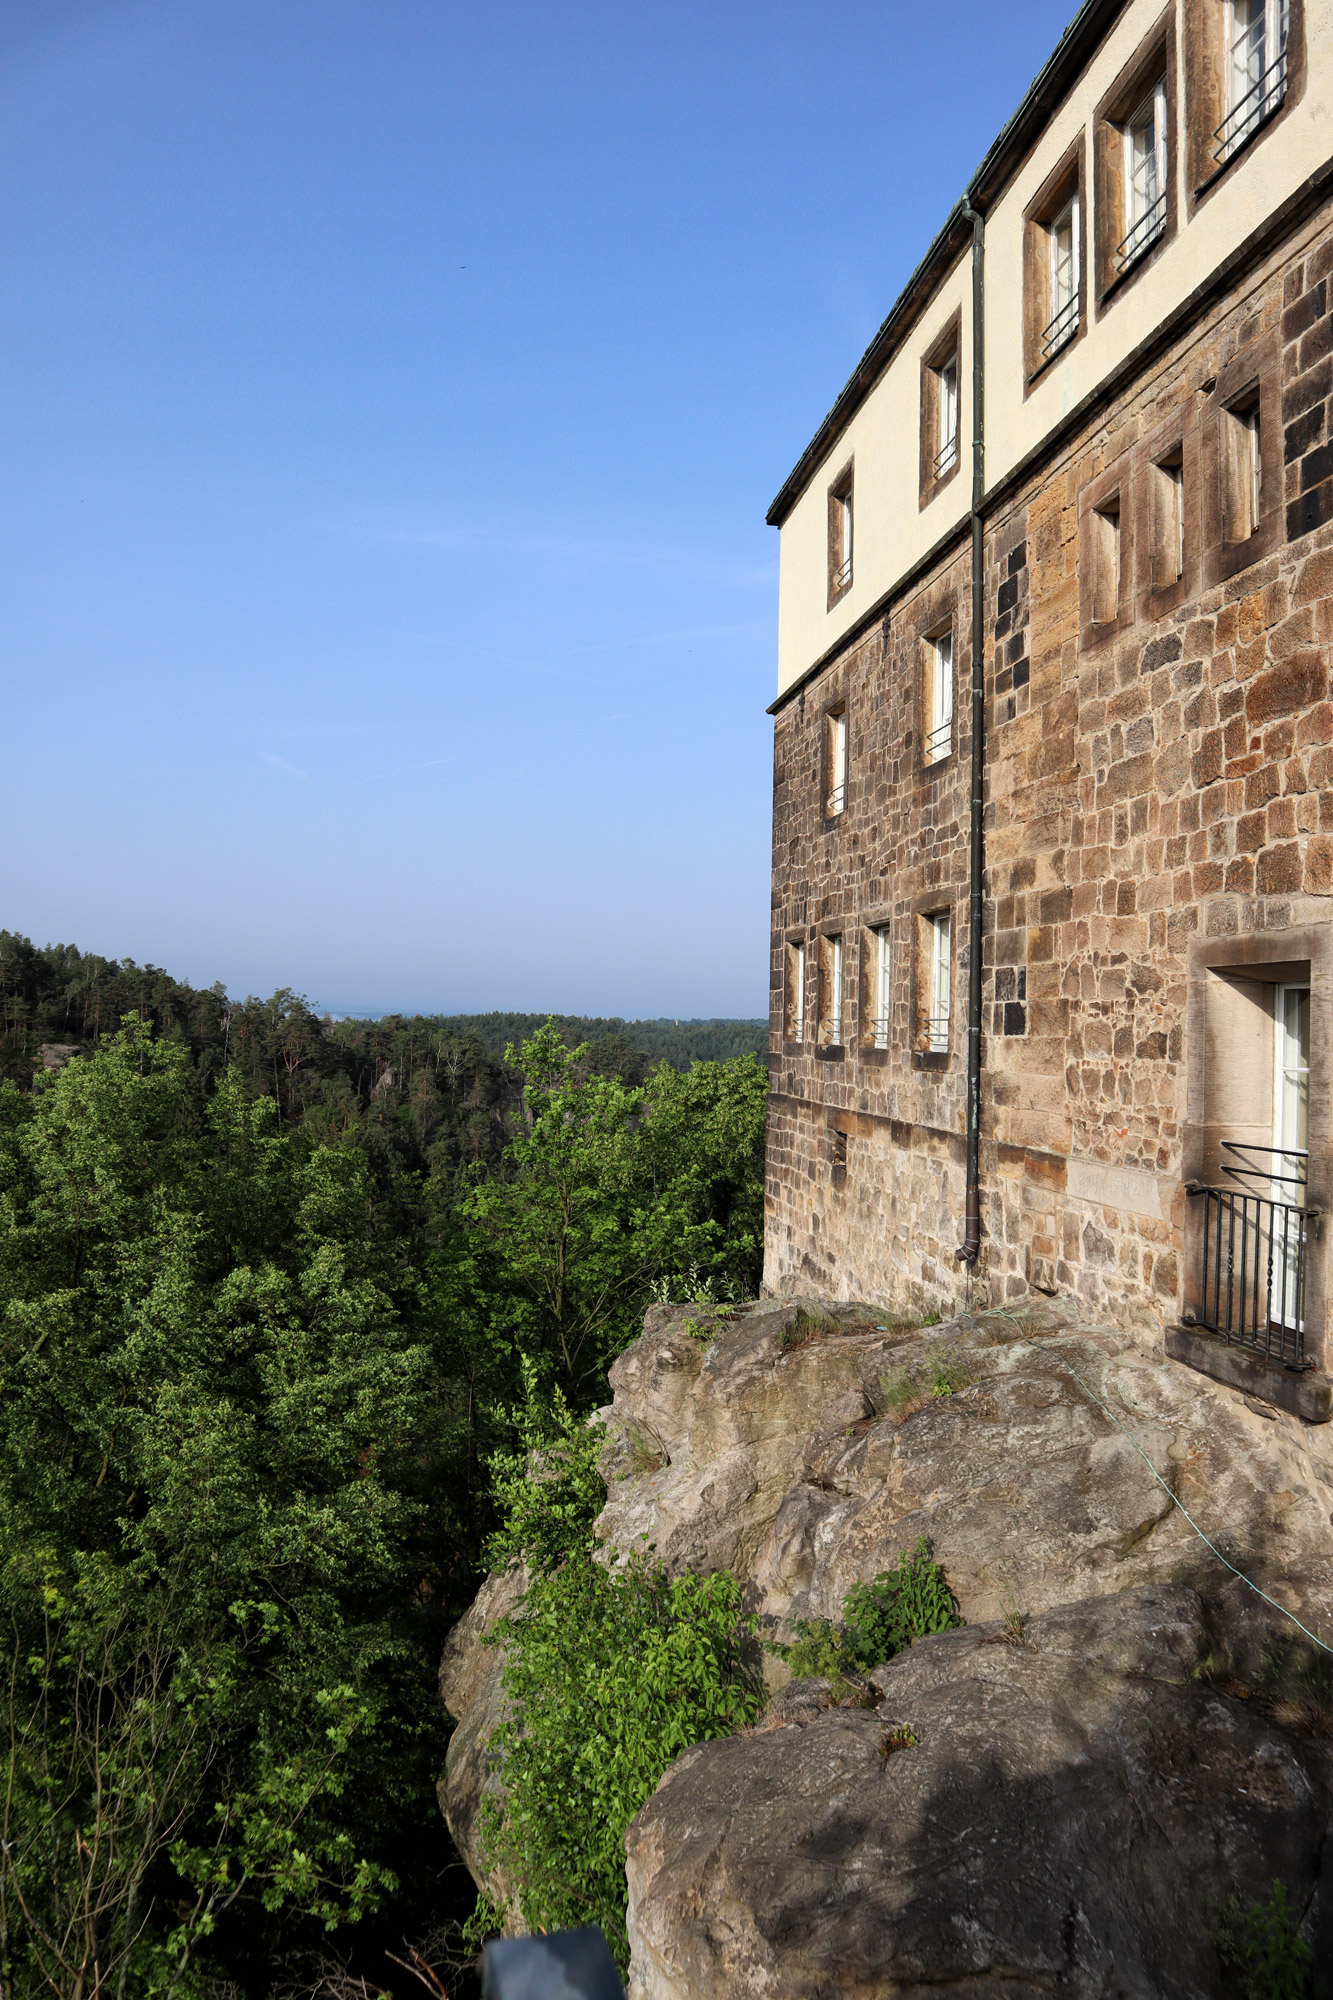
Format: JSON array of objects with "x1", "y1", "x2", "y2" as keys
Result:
[{"x1": 765, "y1": 0, "x2": 1128, "y2": 530}]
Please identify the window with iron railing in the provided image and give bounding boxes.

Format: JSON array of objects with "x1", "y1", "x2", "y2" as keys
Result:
[
  {"x1": 925, "y1": 912, "x2": 950, "y2": 1055},
  {"x1": 828, "y1": 477, "x2": 853, "y2": 602},
  {"x1": 925, "y1": 631, "x2": 953, "y2": 765},
  {"x1": 1043, "y1": 196, "x2": 1080, "y2": 358},
  {"x1": 1216, "y1": 0, "x2": 1289, "y2": 163},
  {"x1": 825, "y1": 709, "x2": 847, "y2": 818},
  {"x1": 872, "y1": 924, "x2": 891, "y2": 1051},
  {"x1": 784, "y1": 939, "x2": 806, "y2": 1043},
  {"x1": 1117, "y1": 81, "x2": 1167, "y2": 273},
  {"x1": 934, "y1": 358, "x2": 959, "y2": 479},
  {"x1": 819, "y1": 934, "x2": 844, "y2": 1047}
]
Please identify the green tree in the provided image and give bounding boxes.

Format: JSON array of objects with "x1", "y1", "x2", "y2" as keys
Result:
[{"x1": 0, "y1": 1026, "x2": 453, "y2": 1995}]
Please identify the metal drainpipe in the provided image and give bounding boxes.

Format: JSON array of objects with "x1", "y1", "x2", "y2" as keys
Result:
[{"x1": 956, "y1": 199, "x2": 986, "y2": 1268}]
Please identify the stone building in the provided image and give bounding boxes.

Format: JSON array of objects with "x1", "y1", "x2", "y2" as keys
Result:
[{"x1": 763, "y1": 0, "x2": 1333, "y2": 1408}]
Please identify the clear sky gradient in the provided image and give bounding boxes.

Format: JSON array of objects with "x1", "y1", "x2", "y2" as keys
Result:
[{"x1": 3, "y1": 0, "x2": 1073, "y2": 1017}]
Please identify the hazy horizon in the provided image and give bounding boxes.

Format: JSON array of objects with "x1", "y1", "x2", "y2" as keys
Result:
[{"x1": 4, "y1": 0, "x2": 1074, "y2": 1015}]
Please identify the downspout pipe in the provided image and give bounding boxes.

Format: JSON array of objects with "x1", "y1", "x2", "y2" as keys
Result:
[{"x1": 956, "y1": 199, "x2": 986, "y2": 1267}]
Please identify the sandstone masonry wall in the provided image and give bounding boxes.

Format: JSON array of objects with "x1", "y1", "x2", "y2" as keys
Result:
[{"x1": 765, "y1": 197, "x2": 1333, "y2": 1371}]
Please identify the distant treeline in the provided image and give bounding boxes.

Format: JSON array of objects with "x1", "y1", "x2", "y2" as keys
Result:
[{"x1": 0, "y1": 932, "x2": 766, "y2": 1188}]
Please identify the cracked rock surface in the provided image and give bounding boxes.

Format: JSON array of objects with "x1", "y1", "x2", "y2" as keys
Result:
[{"x1": 439, "y1": 1298, "x2": 1333, "y2": 1986}]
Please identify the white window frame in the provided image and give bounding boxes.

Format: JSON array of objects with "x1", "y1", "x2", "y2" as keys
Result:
[
  {"x1": 1118, "y1": 78, "x2": 1167, "y2": 271},
  {"x1": 925, "y1": 630, "x2": 953, "y2": 765},
  {"x1": 831, "y1": 488, "x2": 853, "y2": 595},
  {"x1": 1219, "y1": 0, "x2": 1289, "y2": 159},
  {"x1": 874, "y1": 925, "x2": 891, "y2": 1051},
  {"x1": 926, "y1": 913, "x2": 950, "y2": 1054},
  {"x1": 1271, "y1": 981, "x2": 1310, "y2": 1326},
  {"x1": 1044, "y1": 195, "x2": 1080, "y2": 356},
  {"x1": 827, "y1": 710, "x2": 847, "y2": 817},
  {"x1": 936, "y1": 357, "x2": 958, "y2": 477},
  {"x1": 827, "y1": 934, "x2": 844, "y2": 1046}
]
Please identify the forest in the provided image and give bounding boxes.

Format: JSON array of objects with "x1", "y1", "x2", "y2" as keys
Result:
[{"x1": 0, "y1": 934, "x2": 770, "y2": 1998}]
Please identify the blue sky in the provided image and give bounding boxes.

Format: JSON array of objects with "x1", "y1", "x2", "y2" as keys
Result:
[{"x1": 3, "y1": 0, "x2": 1072, "y2": 1017}]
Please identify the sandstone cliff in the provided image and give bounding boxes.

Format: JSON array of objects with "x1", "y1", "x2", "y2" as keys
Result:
[{"x1": 440, "y1": 1298, "x2": 1333, "y2": 1993}]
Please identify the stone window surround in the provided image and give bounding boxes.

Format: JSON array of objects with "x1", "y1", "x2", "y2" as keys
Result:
[
  {"x1": 1130, "y1": 407, "x2": 1202, "y2": 623},
  {"x1": 781, "y1": 930, "x2": 807, "y2": 1050},
  {"x1": 912, "y1": 894, "x2": 956, "y2": 1070},
  {"x1": 814, "y1": 919, "x2": 847, "y2": 1060},
  {"x1": 858, "y1": 903, "x2": 897, "y2": 1065},
  {"x1": 1182, "y1": 919, "x2": 1330, "y2": 1375},
  {"x1": 827, "y1": 460, "x2": 854, "y2": 611},
  {"x1": 1078, "y1": 455, "x2": 1137, "y2": 648},
  {"x1": 821, "y1": 695, "x2": 849, "y2": 824},
  {"x1": 1022, "y1": 133, "x2": 1088, "y2": 392},
  {"x1": 918, "y1": 306, "x2": 964, "y2": 512},
  {"x1": 1183, "y1": 0, "x2": 1306, "y2": 218},
  {"x1": 1092, "y1": 5, "x2": 1178, "y2": 313},
  {"x1": 908, "y1": 576, "x2": 961, "y2": 774},
  {"x1": 1199, "y1": 326, "x2": 1283, "y2": 587}
]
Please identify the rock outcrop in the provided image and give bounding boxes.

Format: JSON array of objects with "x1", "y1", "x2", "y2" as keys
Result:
[{"x1": 440, "y1": 1297, "x2": 1333, "y2": 1990}]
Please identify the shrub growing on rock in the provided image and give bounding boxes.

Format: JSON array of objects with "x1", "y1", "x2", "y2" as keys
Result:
[
  {"x1": 480, "y1": 1552, "x2": 762, "y2": 1970},
  {"x1": 781, "y1": 1538, "x2": 961, "y2": 1685}
]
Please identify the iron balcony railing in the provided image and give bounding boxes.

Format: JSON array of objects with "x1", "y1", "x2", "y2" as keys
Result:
[
  {"x1": 869, "y1": 1015, "x2": 891, "y2": 1051},
  {"x1": 831, "y1": 555, "x2": 852, "y2": 593},
  {"x1": 933, "y1": 434, "x2": 958, "y2": 479},
  {"x1": 924, "y1": 716, "x2": 952, "y2": 763},
  {"x1": 1185, "y1": 1144, "x2": 1319, "y2": 1369},
  {"x1": 1214, "y1": 49, "x2": 1287, "y2": 163},
  {"x1": 825, "y1": 783, "x2": 845, "y2": 817},
  {"x1": 925, "y1": 1011, "x2": 949, "y2": 1055},
  {"x1": 1041, "y1": 292, "x2": 1079, "y2": 360},
  {"x1": 1114, "y1": 190, "x2": 1166, "y2": 274}
]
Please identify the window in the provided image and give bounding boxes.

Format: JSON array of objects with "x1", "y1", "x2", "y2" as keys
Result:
[
  {"x1": 872, "y1": 925, "x2": 891, "y2": 1050},
  {"x1": 1023, "y1": 140, "x2": 1085, "y2": 383},
  {"x1": 936, "y1": 358, "x2": 959, "y2": 479},
  {"x1": 1118, "y1": 80, "x2": 1168, "y2": 272},
  {"x1": 1151, "y1": 452, "x2": 1185, "y2": 586},
  {"x1": 919, "y1": 310, "x2": 963, "y2": 502},
  {"x1": 1092, "y1": 500, "x2": 1121, "y2": 622},
  {"x1": 825, "y1": 708, "x2": 847, "y2": 818},
  {"x1": 924, "y1": 913, "x2": 950, "y2": 1054},
  {"x1": 827, "y1": 467, "x2": 853, "y2": 606},
  {"x1": 1217, "y1": 0, "x2": 1289, "y2": 162},
  {"x1": 1222, "y1": 397, "x2": 1262, "y2": 542},
  {"x1": 784, "y1": 940, "x2": 805, "y2": 1043},
  {"x1": 1045, "y1": 197, "x2": 1080, "y2": 358},
  {"x1": 818, "y1": 933, "x2": 844, "y2": 1046},
  {"x1": 925, "y1": 630, "x2": 953, "y2": 765}
]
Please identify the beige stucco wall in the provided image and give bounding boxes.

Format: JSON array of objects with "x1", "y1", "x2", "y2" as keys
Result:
[
  {"x1": 774, "y1": 254, "x2": 971, "y2": 694},
  {"x1": 774, "y1": 0, "x2": 1333, "y2": 698}
]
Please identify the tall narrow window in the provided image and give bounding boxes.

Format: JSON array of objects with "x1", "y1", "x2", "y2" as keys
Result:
[
  {"x1": 826, "y1": 708, "x2": 847, "y2": 818},
  {"x1": 1223, "y1": 399, "x2": 1262, "y2": 542},
  {"x1": 873, "y1": 925, "x2": 891, "y2": 1050},
  {"x1": 926, "y1": 913, "x2": 951, "y2": 1054},
  {"x1": 1092, "y1": 501, "x2": 1121, "y2": 622},
  {"x1": 925, "y1": 630, "x2": 953, "y2": 765},
  {"x1": 936, "y1": 356, "x2": 959, "y2": 479},
  {"x1": 828, "y1": 470, "x2": 853, "y2": 604},
  {"x1": 1044, "y1": 196, "x2": 1080, "y2": 358},
  {"x1": 1218, "y1": 0, "x2": 1289, "y2": 161},
  {"x1": 1118, "y1": 80, "x2": 1167, "y2": 272},
  {"x1": 784, "y1": 940, "x2": 805, "y2": 1043},
  {"x1": 818, "y1": 934, "x2": 844, "y2": 1046},
  {"x1": 1152, "y1": 453, "x2": 1185, "y2": 585},
  {"x1": 1272, "y1": 982, "x2": 1310, "y2": 1326}
]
